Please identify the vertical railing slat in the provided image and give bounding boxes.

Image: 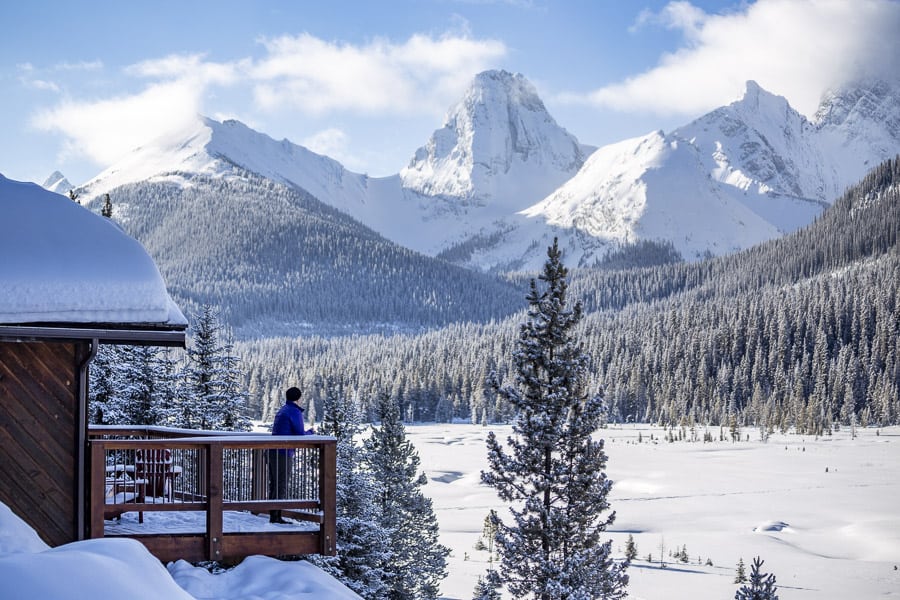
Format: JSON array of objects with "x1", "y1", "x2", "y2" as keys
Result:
[{"x1": 206, "y1": 442, "x2": 224, "y2": 562}]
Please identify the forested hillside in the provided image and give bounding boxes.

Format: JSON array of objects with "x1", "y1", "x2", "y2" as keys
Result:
[
  {"x1": 96, "y1": 171, "x2": 524, "y2": 337},
  {"x1": 239, "y1": 158, "x2": 900, "y2": 430}
]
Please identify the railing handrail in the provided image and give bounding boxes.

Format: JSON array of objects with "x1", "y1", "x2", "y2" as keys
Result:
[
  {"x1": 92, "y1": 436, "x2": 336, "y2": 449},
  {"x1": 88, "y1": 424, "x2": 263, "y2": 438}
]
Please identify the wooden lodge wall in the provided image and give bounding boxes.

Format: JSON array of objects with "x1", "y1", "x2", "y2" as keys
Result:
[{"x1": 0, "y1": 340, "x2": 85, "y2": 547}]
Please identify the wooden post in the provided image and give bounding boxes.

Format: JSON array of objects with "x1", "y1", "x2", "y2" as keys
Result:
[
  {"x1": 319, "y1": 441, "x2": 336, "y2": 555},
  {"x1": 89, "y1": 441, "x2": 106, "y2": 539},
  {"x1": 206, "y1": 442, "x2": 223, "y2": 562}
]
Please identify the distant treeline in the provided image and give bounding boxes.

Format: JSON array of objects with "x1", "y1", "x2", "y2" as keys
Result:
[{"x1": 238, "y1": 157, "x2": 900, "y2": 432}]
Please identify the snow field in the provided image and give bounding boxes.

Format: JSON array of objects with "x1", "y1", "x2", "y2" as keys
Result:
[{"x1": 405, "y1": 424, "x2": 900, "y2": 600}]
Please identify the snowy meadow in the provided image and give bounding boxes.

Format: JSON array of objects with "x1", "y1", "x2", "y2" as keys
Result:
[
  {"x1": 2, "y1": 423, "x2": 897, "y2": 599},
  {"x1": 407, "y1": 423, "x2": 900, "y2": 600}
]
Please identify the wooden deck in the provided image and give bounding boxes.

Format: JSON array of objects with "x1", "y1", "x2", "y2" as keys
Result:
[{"x1": 88, "y1": 426, "x2": 336, "y2": 563}]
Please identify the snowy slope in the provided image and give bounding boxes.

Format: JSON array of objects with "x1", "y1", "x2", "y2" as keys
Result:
[
  {"x1": 496, "y1": 79, "x2": 900, "y2": 269},
  {"x1": 518, "y1": 131, "x2": 781, "y2": 266}
]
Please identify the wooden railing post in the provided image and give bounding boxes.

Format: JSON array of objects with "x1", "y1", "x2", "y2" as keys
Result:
[
  {"x1": 88, "y1": 441, "x2": 106, "y2": 539},
  {"x1": 206, "y1": 442, "x2": 223, "y2": 562},
  {"x1": 319, "y1": 441, "x2": 336, "y2": 555}
]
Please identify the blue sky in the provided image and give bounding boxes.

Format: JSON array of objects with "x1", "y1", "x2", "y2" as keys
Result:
[{"x1": 3, "y1": 0, "x2": 899, "y2": 186}]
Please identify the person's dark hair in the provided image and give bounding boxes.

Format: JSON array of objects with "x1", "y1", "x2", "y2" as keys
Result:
[{"x1": 286, "y1": 387, "x2": 302, "y2": 403}]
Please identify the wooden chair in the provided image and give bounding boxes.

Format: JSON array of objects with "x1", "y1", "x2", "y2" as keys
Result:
[
  {"x1": 135, "y1": 448, "x2": 181, "y2": 501},
  {"x1": 103, "y1": 467, "x2": 146, "y2": 521}
]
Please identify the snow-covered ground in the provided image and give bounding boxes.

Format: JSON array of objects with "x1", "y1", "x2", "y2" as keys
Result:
[
  {"x1": 406, "y1": 423, "x2": 900, "y2": 600},
  {"x1": 1, "y1": 423, "x2": 897, "y2": 599},
  {"x1": 0, "y1": 502, "x2": 360, "y2": 600}
]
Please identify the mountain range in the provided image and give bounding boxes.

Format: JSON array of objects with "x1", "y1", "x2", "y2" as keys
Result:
[
  {"x1": 67, "y1": 70, "x2": 900, "y2": 273},
  {"x1": 35, "y1": 70, "x2": 899, "y2": 335}
]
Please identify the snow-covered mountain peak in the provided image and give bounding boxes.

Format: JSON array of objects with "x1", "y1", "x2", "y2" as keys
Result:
[
  {"x1": 734, "y1": 80, "x2": 794, "y2": 118},
  {"x1": 812, "y1": 78, "x2": 900, "y2": 194},
  {"x1": 400, "y1": 69, "x2": 586, "y2": 213},
  {"x1": 814, "y1": 78, "x2": 900, "y2": 130},
  {"x1": 41, "y1": 171, "x2": 74, "y2": 195},
  {"x1": 80, "y1": 115, "x2": 370, "y2": 213},
  {"x1": 673, "y1": 80, "x2": 822, "y2": 203}
]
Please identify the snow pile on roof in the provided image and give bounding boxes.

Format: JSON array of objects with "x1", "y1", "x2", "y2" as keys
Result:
[
  {"x1": 0, "y1": 174, "x2": 186, "y2": 326},
  {"x1": 0, "y1": 500, "x2": 361, "y2": 600}
]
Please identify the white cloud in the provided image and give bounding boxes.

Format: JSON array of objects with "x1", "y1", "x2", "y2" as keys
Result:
[
  {"x1": 32, "y1": 80, "x2": 203, "y2": 165},
  {"x1": 25, "y1": 79, "x2": 60, "y2": 93},
  {"x1": 30, "y1": 31, "x2": 505, "y2": 170},
  {"x1": 301, "y1": 128, "x2": 366, "y2": 170},
  {"x1": 126, "y1": 54, "x2": 241, "y2": 86},
  {"x1": 575, "y1": 0, "x2": 900, "y2": 118},
  {"x1": 251, "y1": 32, "x2": 506, "y2": 115},
  {"x1": 54, "y1": 60, "x2": 104, "y2": 72}
]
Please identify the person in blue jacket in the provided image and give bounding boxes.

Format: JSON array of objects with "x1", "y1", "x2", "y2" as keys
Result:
[{"x1": 268, "y1": 386, "x2": 314, "y2": 523}]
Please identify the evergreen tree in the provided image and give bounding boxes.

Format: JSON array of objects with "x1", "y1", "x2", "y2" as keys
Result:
[
  {"x1": 481, "y1": 239, "x2": 629, "y2": 600},
  {"x1": 182, "y1": 305, "x2": 251, "y2": 431},
  {"x1": 472, "y1": 568, "x2": 503, "y2": 600},
  {"x1": 364, "y1": 393, "x2": 449, "y2": 600},
  {"x1": 735, "y1": 557, "x2": 778, "y2": 600},
  {"x1": 88, "y1": 345, "x2": 124, "y2": 424},
  {"x1": 101, "y1": 193, "x2": 113, "y2": 218},
  {"x1": 624, "y1": 535, "x2": 638, "y2": 563},
  {"x1": 310, "y1": 379, "x2": 391, "y2": 599},
  {"x1": 116, "y1": 345, "x2": 160, "y2": 425},
  {"x1": 735, "y1": 557, "x2": 747, "y2": 584}
]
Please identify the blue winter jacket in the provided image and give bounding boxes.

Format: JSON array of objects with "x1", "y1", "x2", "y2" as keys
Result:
[{"x1": 272, "y1": 402, "x2": 311, "y2": 436}]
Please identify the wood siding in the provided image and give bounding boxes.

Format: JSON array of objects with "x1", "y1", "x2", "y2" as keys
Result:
[{"x1": 0, "y1": 341, "x2": 81, "y2": 547}]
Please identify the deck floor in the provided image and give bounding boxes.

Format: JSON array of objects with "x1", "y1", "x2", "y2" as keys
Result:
[{"x1": 104, "y1": 510, "x2": 320, "y2": 535}]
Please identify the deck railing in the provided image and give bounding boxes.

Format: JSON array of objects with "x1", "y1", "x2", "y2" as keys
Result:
[{"x1": 88, "y1": 426, "x2": 336, "y2": 563}]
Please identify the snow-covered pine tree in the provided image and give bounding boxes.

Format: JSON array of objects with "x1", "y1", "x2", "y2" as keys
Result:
[
  {"x1": 734, "y1": 556, "x2": 778, "y2": 600},
  {"x1": 151, "y1": 348, "x2": 185, "y2": 427},
  {"x1": 116, "y1": 345, "x2": 162, "y2": 425},
  {"x1": 735, "y1": 557, "x2": 747, "y2": 583},
  {"x1": 481, "y1": 238, "x2": 629, "y2": 600},
  {"x1": 472, "y1": 568, "x2": 503, "y2": 600},
  {"x1": 309, "y1": 378, "x2": 391, "y2": 599},
  {"x1": 182, "y1": 305, "x2": 251, "y2": 431},
  {"x1": 624, "y1": 535, "x2": 638, "y2": 563},
  {"x1": 364, "y1": 392, "x2": 449, "y2": 600},
  {"x1": 88, "y1": 345, "x2": 126, "y2": 424}
]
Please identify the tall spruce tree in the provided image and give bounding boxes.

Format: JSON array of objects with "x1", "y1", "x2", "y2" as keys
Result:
[
  {"x1": 310, "y1": 378, "x2": 392, "y2": 599},
  {"x1": 364, "y1": 392, "x2": 449, "y2": 600},
  {"x1": 481, "y1": 238, "x2": 629, "y2": 599},
  {"x1": 182, "y1": 305, "x2": 251, "y2": 431}
]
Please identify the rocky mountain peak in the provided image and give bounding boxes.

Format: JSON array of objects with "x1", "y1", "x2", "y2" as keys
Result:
[
  {"x1": 42, "y1": 171, "x2": 74, "y2": 195},
  {"x1": 400, "y1": 70, "x2": 585, "y2": 209},
  {"x1": 814, "y1": 78, "x2": 900, "y2": 139}
]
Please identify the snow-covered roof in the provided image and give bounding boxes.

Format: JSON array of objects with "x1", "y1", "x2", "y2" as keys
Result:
[{"x1": 0, "y1": 174, "x2": 187, "y2": 329}]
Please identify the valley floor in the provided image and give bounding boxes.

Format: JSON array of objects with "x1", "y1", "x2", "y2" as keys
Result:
[{"x1": 404, "y1": 423, "x2": 900, "y2": 600}]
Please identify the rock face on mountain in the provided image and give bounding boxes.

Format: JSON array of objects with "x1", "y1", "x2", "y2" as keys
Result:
[
  {"x1": 74, "y1": 72, "x2": 900, "y2": 273},
  {"x1": 400, "y1": 70, "x2": 587, "y2": 215}
]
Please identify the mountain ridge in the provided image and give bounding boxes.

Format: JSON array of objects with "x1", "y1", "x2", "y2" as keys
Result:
[{"x1": 62, "y1": 71, "x2": 900, "y2": 273}]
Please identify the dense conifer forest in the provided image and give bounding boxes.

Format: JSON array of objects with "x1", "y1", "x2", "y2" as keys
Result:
[
  {"x1": 237, "y1": 158, "x2": 900, "y2": 432},
  {"x1": 100, "y1": 170, "x2": 524, "y2": 337}
]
